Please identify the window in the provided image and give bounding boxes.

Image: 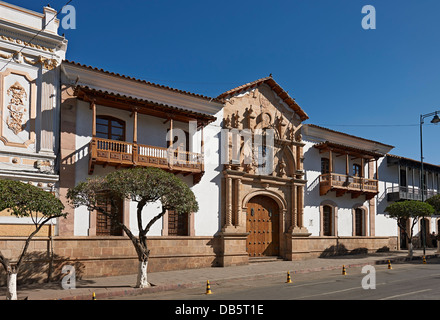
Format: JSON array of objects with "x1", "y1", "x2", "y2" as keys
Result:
[
  {"x1": 400, "y1": 169, "x2": 407, "y2": 188},
  {"x1": 96, "y1": 116, "x2": 125, "y2": 141},
  {"x1": 95, "y1": 192, "x2": 123, "y2": 236},
  {"x1": 168, "y1": 210, "x2": 188, "y2": 236},
  {"x1": 321, "y1": 158, "x2": 330, "y2": 174},
  {"x1": 353, "y1": 164, "x2": 362, "y2": 177},
  {"x1": 355, "y1": 208, "x2": 364, "y2": 236},
  {"x1": 323, "y1": 205, "x2": 333, "y2": 236}
]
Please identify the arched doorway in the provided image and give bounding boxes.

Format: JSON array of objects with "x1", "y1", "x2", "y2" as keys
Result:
[{"x1": 246, "y1": 195, "x2": 280, "y2": 257}]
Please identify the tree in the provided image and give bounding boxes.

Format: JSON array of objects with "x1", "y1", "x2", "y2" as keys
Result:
[
  {"x1": 384, "y1": 200, "x2": 434, "y2": 257},
  {"x1": 0, "y1": 179, "x2": 66, "y2": 300},
  {"x1": 67, "y1": 167, "x2": 198, "y2": 288},
  {"x1": 426, "y1": 194, "x2": 440, "y2": 214}
]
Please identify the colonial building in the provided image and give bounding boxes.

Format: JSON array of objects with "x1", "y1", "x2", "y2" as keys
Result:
[
  {"x1": 301, "y1": 124, "x2": 398, "y2": 257},
  {"x1": 0, "y1": 2, "x2": 66, "y2": 236},
  {"x1": 57, "y1": 59, "x2": 228, "y2": 274},
  {"x1": 379, "y1": 154, "x2": 440, "y2": 249},
  {"x1": 1, "y1": 1, "x2": 438, "y2": 282}
]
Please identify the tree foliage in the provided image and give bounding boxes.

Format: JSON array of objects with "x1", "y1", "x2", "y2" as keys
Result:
[
  {"x1": 384, "y1": 200, "x2": 434, "y2": 252},
  {"x1": 67, "y1": 167, "x2": 198, "y2": 261},
  {"x1": 0, "y1": 179, "x2": 66, "y2": 273},
  {"x1": 426, "y1": 195, "x2": 440, "y2": 214},
  {"x1": 384, "y1": 200, "x2": 434, "y2": 219}
]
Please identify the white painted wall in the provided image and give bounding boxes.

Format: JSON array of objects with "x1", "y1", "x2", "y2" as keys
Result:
[
  {"x1": 73, "y1": 101, "x2": 223, "y2": 237},
  {"x1": 302, "y1": 134, "x2": 400, "y2": 238}
]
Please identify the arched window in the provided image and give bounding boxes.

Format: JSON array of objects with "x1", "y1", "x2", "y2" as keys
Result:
[
  {"x1": 323, "y1": 205, "x2": 333, "y2": 236},
  {"x1": 96, "y1": 115, "x2": 125, "y2": 141}
]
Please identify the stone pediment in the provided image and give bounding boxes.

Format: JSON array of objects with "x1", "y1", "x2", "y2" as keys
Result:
[
  {"x1": 220, "y1": 78, "x2": 307, "y2": 178},
  {"x1": 221, "y1": 78, "x2": 307, "y2": 142}
]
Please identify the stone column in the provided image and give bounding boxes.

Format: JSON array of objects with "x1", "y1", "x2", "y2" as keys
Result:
[{"x1": 40, "y1": 68, "x2": 56, "y2": 153}]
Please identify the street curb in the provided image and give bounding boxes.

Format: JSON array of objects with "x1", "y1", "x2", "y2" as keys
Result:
[{"x1": 52, "y1": 253, "x2": 439, "y2": 300}]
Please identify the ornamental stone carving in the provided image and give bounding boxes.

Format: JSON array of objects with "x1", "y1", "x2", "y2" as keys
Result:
[{"x1": 6, "y1": 81, "x2": 27, "y2": 135}]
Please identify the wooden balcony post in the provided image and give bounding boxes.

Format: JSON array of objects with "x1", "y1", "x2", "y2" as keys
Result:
[
  {"x1": 329, "y1": 150, "x2": 333, "y2": 173},
  {"x1": 168, "y1": 118, "x2": 174, "y2": 169},
  {"x1": 91, "y1": 100, "x2": 96, "y2": 138},
  {"x1": 361, "y1": 158, "x2": 365, "y2": 190},
  {"x1": 132, "y1": 109, "x2": 138, "y2": 166},
  {"x1": 132, "y1": 109, "x2": 138, "y2": 165},
  {"x1": 201, "y1": 124, "x2": 205, "y2": 171},
  {"x1": 133, "y1": 109, "x2": 138, "y2": 144}
]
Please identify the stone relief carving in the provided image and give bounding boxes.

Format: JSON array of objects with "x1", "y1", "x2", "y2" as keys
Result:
[{"x1": 6, "y1": 81, "x2": 27, "y2": 135}]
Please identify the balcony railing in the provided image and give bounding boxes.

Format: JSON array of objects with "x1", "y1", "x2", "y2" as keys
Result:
[
  {"x1": 319, "y1": 173, "x2": 378, "y2": 200},
  {"x1": 89, "y1": 137, "x2": 204, "y2": 178},
  {"x1": 386, "y1": 186, "x2": 439, "y2": 202}
]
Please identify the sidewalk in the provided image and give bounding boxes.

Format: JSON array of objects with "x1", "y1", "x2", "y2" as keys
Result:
[{"x1": 3, "y1": 249, "x2": 439, "y2": 300}]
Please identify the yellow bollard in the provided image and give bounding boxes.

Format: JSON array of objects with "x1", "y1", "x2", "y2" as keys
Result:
[
  {"x1": 92, "y1": 292, "x2": 96, "y2": 300},
  {"x1": 388, "y1": 260, "x2": 392, "y2": 270},
  {"x1": 286, "y1": 271, "x2": 292, "y2": 284},
  {"x1": 423, "y1": 256, "x2": 427, "y2": 264},
  {"x1": 206, "y1": 280, "x2": 212, "y2": 295},
  {"x1": 342, "y1": 265, "x2": 347, "y2": 275}
]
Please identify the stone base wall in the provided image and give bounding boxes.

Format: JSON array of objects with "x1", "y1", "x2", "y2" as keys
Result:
[
  {"x1": 0, "y1": 235, "x2": 398, "y2": 286},
  {"x1": 0, "y1": 236, "x2": 221, "y2": 286},
  {"x1": 285, "y1": 236, "x2": 399, "y2": 260}
]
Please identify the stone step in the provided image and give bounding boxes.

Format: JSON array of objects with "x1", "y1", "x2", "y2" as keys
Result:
[{"x1": 249, "y1": 256, "x2": 284, "y2": 263}]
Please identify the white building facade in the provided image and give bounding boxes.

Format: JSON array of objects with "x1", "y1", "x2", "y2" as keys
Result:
[
  {"x1": 0, "y1": 1, "x2": 438, "y2": 281},
  {"x1": 0, "y1": 2, "x2": 66, "y2": 236}
]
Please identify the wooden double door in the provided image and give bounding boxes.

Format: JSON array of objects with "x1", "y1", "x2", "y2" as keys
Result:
[{"x1": 246, "y1": 196, "x2": 280, "y2": 257}]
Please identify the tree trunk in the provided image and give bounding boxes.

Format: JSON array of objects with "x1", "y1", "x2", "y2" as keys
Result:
[
  {"x1": 407, "y1": 242, "x2": 413, "y2": 258},
  {"x1": 136, "y1": 259, "x2": 150, "y2": 288},
  {"x1": 6, "y1": 271, "x2": 17, "y2": 300}
]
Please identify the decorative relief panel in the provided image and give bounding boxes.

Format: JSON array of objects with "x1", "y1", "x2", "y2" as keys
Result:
[
  {"x1": 6, "y1": 81, "x2": 27, "y2": 135},
  {"x1": 0, "y1": 69, "x2": 36, "y2": 148}
]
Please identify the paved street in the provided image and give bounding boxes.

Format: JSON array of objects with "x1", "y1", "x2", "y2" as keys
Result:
[{"x1": 107, "y1": 258, "x2": 440, "y2": 300}]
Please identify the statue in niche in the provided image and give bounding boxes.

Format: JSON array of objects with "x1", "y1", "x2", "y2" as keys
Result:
[
  {"x1": 224, "y1": 114, "x2": 231, "y2": 128},
  {"x1": 278, "y1": 158, "x2": 286, "y2": 177},
  {"x1": 231, "y1": 110, "x2": 240, "y2": 129},
  {"x1": 244, "y1": 105, "x2": 255, "y2": 130},
  {"x1": 287, "y1": 124, "x2": 296, "y2": 142},
  {"x1": 275, "y1": 114, "x2": 286, "y2": 139}
]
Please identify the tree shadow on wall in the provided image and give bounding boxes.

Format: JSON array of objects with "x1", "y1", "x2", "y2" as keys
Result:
[
  {"x1": 319, "y1": 244, "x2": 368, "y2": 258},
  {"x1": 0, "y1": 251, "x2": 85, "y2": 289},
  {"x1": 319, "y1": 244, "x2": 392, "y2": 259}
]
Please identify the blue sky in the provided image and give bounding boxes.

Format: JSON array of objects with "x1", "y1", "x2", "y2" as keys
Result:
[{"x1": 8, "y1": 0, "x2": 440, "y2": 164}]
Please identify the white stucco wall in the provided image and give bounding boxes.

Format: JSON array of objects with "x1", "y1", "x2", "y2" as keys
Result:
[
  {"x1": 73, "y1": 101, "x2": 222, "y2": 237},
  {"x1": 303, "y1": 135, "x2": 389, "y2": 237}
]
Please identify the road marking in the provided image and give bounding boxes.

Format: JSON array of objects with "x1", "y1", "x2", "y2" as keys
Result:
[
  {"x1": 379, "y1": 289, "x2": 432, "y2": 300},
  {"x1": 292, "y1": 286, "x2": 361, "y2": 300}
]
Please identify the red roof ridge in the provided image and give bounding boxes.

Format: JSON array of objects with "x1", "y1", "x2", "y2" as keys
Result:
[
  {"x1": 217, "y1": 76, "x2": 309, "y2": 121},
  {"x1": 63, "y1": 60, "x2": 223, "y2": 103}
]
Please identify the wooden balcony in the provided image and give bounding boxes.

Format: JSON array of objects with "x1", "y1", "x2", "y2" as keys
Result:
[
  {"x1": 89, "y1": 137, "x2": 204, "y2": 183},
  {"x1": 319, "y1": 173, "x2": 379, "y2": 200}
]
